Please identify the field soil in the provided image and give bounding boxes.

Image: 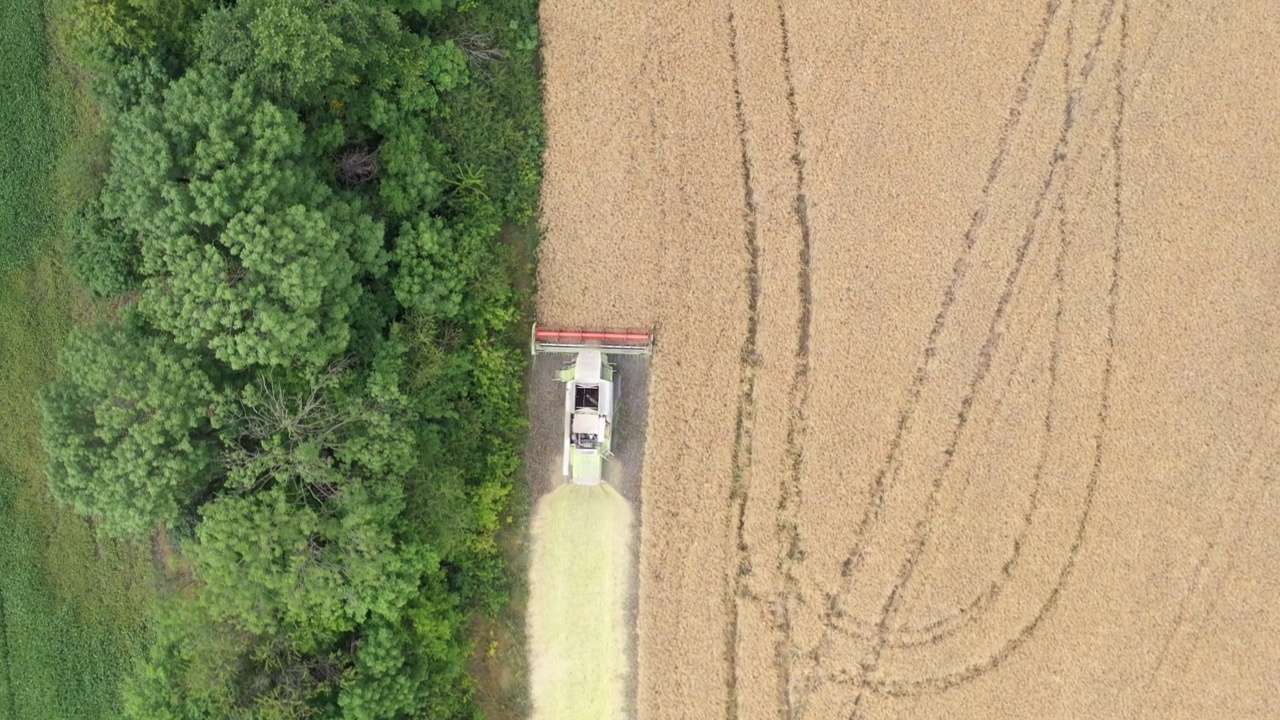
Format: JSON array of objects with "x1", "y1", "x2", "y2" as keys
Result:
[{"x1": 537, "y1": 0, "x2": 1280, "y2": 718}]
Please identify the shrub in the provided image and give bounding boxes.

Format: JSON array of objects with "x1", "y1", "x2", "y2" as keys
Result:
[{"x1": 66, "y1": 196, "x2": 141, "y2": 297}]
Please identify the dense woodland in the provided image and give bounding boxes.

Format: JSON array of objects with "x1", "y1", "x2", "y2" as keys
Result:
[{"x1": 36, "y1": 0, "x2": 542, "y2": 716}]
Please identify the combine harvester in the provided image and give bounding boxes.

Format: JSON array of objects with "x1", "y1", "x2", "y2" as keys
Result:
[{"x1": 530, "y1": 324, "x2": 652, "y2": 485}]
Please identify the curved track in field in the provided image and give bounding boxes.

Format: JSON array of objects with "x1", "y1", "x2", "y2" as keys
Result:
[{"x1": 537, "y1": 0, "x2": 1280, "y2": 717}]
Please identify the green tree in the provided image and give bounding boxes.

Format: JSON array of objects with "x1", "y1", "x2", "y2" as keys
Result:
[
  {"x1": 214, "y1": 348, "x2": 416, "y2": 491},
  {"x1": 195, "y1": 0, "x2": 464, "y2": 117},
  {"x1": 193, "y1": 480, "x2": 419, "y2": 647},
  {"x1": 337, "y1": 574, "x2": 471, "y2": 720},
  {"x1": 123, "y1": 596, "x2": 346, "y2": 719},
  {"x1": 90, "y1": 53, "x2": 170, "y2": 121},
  {"x1": 67, "y1": 195, "x2": 143, "y2": 297},
  {"x1": 390, "y1": 193, "x2": 505, "y2": 317},
  {"x1": 392, "y1": 214, "x2": 470, "y2": 318},
  {"x1": 124, "y1": 571, "x2": 470, "y2": 720},
  {"x1": 196, "y1": 0, "x2": 394, "y2": 109},
  {"x1": 101, "y1": 66, "x2": 385, "y2": 369},
  {"x1": 63, "y1": 0, "x2": 212, "y2": 60},
  {"x1": 38, "y1": 314, "x2": 218, "y2": 535},
  {"x1": 195, "y1": 353, "x2": 421, "y2": 645},
  {"x1": 383, "y1": 0, "x2": 446, "y2": 15},
  {"x1": 376, "y1": 117, "x2": 448, "y2": 218}
]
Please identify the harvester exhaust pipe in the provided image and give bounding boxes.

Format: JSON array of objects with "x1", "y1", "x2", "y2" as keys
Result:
[{"x1": 530, "y1": 323, "x2": 654, "y2": 356}]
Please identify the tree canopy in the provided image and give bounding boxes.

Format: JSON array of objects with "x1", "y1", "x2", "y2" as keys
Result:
[
  {"x1": 42, "y1": 0, "x2": 544, "y2": 715},
  {"x1": 195, "y1": 0, "x2": 465, "y2": 123},
  {"x1": 194, "y1": 481, "x2": 420, "y2": 645},
  {"x1": 39, "y1": 314, "x2": 218, "y2": 535},
  {"x1": 67, "y1": 194, "x2": 143, "y2": 297},
  {"x1": 101, "y1": 66, "x2": 385, "y2": 369},
  {"x1": 65, "y1": 0, "x2": 212, "y2": 59},
  {"x1": 196, "y1": 357, "x2": 421, "y2": 645},
  {"x1": 197, "y1": 0, "x2": 395, "y2": 110}
]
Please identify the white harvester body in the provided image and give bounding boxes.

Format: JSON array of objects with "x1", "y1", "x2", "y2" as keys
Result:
[
  {"x1": 561, "y1": 350, "x2": 613, "y2": 484},
  {"x1": 531, "y1": 324, "x2": 652, "y2": 485}
]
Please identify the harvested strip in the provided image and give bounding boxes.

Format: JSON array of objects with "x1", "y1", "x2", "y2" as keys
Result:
[{"x1": 528, "y1": 484, "x2": 635, "y2": 720}]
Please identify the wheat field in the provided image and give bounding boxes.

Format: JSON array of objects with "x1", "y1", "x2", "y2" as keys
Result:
[{"x1": 537, "y1": 0, "x2": 1280, "y2": 717}]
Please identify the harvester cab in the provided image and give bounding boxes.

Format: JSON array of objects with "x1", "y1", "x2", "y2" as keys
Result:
[{"x1": 531, "y1": 324, "x2": 652, "y2": 485}]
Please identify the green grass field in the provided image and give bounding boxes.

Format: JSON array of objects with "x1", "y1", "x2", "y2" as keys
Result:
[
  {"x1": 0, "y1": 469, "x2": 154, "y2": 720},
  {"x1": 0, "y1": 0, "x2": 66, "y2": 276},
  {"x1": 0, "y1": 0, "x2": 157, "y2": 717},
  {"x1": 0, "y1": 258, "x2": 157, "y2": 720},
  {"x1": 526, "y1": 484, "x2": 634, "y2": 720}
]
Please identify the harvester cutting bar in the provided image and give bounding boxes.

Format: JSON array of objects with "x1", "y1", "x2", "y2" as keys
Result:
[{"x1": 530, "y1": 323, "x2": 653, "y2": 356}]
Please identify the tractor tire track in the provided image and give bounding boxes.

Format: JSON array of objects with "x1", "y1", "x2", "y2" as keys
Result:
[
  {"x1": 539, "y1": 0, "x2": 1280, "y2": 713},
  {"x1": 823, "y1": 273, "x2": 1061, "y2": 648},
  {"x1": 1140, "y1": 388, "x2": 1280, "y2": 704},
  {"x1": 829, "y1": 174, "x2": 1072, "y2": 650},
  {"x1": 846, "y1": 85, "x2": 1076, "y2": 719},
  {"x1": 858, "y1": 220, "x2": 1117, "y2": 695},
  {"x1": 793, "y1": 6, "x2": 1068, "y2": 709},
  {"x1": 815, "y1": 0, "x2": 1065, "y2": 619},
  {"x1": 822, "y1": 0, "x2": 1083, "y2": 655},
  {"x1": 804, "y1": 0, "x2": 1128, "y2": 712},
  {"x1": 773, "y1": 0, "x2": 817, "y2": 716},
  {"x1": 723, "y1": 7, "x2": 763, "y2": 720},
  {"x1": 837, "y1": 1, "x2": 1126, "y2": 702}
]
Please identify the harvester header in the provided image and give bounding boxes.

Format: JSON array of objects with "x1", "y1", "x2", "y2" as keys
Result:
[{"x1": 530, "y1": 323, "x2": 654, "y2": 356}]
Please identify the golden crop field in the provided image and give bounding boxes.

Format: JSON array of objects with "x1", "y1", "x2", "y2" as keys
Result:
[{"x1": 536, "y1": 0, "x2": 1280, "y2": 717}]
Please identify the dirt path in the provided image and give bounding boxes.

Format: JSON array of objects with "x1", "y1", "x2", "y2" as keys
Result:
[{"x1": 537, "y1": 0, "x2": 1280, "y2": 718}]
